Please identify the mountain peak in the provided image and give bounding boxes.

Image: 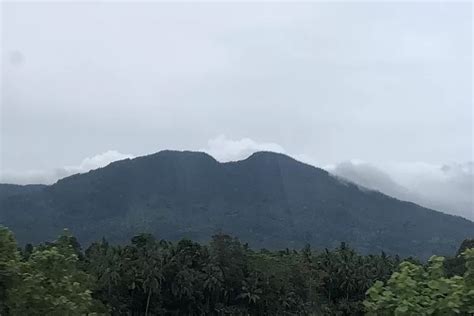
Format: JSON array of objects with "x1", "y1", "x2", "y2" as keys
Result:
[
  {"x1": 244, "y1": 151, "x2": 298, "y2": 163},
  {"x1": 146, "y1": 150, "x2": 218, "y2": 161},
  {"x1": 247, "y1": 151, "x2": 288, "y2": 158}
]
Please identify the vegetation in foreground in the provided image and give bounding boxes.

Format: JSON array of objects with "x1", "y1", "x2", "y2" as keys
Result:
[{"x1": 0, "y1": 226, "x2": 472, "y2": 315}]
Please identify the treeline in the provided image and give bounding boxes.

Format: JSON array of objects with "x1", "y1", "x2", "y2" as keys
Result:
[{"x1": 0, "y1": 226, "x2": 472, "y2": 315}]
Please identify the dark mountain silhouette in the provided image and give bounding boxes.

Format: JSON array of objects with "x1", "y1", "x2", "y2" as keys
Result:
[
  {"x1": 1, "y1": 150, "x2": 472, "y2": 258},
  {"x1": 0, "y1": 184, "x2": 46, "y2": 200}
]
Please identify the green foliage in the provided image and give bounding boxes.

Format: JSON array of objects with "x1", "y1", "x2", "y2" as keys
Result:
[
  {"x1": 364, "y1": 248, "x2": 474, "y2": 315},
  {"x1": 2, "y1": 224, "x2": 472, "y2": 315},
  {"x1": 445, "y1": 239, "x2": 474, "y2": 277},
  {"x1": 83, "y1": 234, "x2": 399, "y2": 315},
  {"x1": 0, "y1": 226, "x2": 20, "y2": 315},
  {"x1": 0, "y1": 226, "x2": 106, "y2": 315}
]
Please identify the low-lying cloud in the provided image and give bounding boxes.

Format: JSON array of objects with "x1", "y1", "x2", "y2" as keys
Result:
[
  {"x1": 0, "y1": 150, "x2": 134, "y2": 185},
  {"x1": 328, "y1": 160, "x2": 473, "y2": 220},
  {"x1": 200, "y1": 135, "x2": 286, "y2": 162}
]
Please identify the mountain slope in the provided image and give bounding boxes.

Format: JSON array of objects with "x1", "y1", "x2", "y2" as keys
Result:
[
  {"x1": 0, "y1": 184, "x2": 46, "y2": 200},
  {"x1": 1, "y1": 150, "x2": 472, "y2": 258}
]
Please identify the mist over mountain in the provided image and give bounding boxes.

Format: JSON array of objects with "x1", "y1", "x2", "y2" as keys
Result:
[
  {"x1": 1, "y1": 150, "x2": 472, "y2": 259},
  {"x1": 2, "y1": 135, "x2": 472, "y2": 222},
  {"x1": 0, "y1": 151, "x2": 135, "y2": 185},
  {"x1": 329, "y1": 161, "x2": 474, "y2": 220}
]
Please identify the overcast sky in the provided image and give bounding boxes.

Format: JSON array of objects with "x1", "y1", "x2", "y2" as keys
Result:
[{"x1": 1, "y1": 2, "x2": 472, "y2": 218}]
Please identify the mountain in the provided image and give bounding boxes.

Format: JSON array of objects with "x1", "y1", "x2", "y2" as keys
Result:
[
  {"x1": 0, "y1": 184, "x2": 47, "y2": 200},
  {"x1": 1, "y1": 150, "x2": 473, "y2": 258}
]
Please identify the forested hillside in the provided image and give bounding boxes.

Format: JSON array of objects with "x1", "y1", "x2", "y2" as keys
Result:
[
  {"x1": 1, "y1": 151, "x2": 473, "y2": 259},
  {"x1": 0, "y1": 184, "x2": 46, "y2": 200}
]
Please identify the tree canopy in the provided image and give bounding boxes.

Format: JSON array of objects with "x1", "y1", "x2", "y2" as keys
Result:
[
  {"x1": 364, "y1": 248, "x2": 474, "y2": 315},
  {"x1": 0, "y1": 226, "x2": 471, "y2": 315}
]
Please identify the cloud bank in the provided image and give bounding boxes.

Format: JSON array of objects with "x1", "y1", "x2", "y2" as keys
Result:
[
  {"x1": 0, "y1": 150, "x2": 134, "y2": 185},
  {"x1": 328, "y1": 160, "x2": 473, "y2": 220},
  {"x1": 200, "y1": 135, "x2": 286, "y2": 162}
]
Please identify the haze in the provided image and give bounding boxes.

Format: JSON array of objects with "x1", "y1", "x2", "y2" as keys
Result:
[{"x1": 1, "y1": 2, "x2": 472, "y2": 219}]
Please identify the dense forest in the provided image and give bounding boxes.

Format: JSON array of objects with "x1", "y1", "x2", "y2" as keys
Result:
[{"x1": 1, "y1": 226, "x2": 473, "y2": 315}]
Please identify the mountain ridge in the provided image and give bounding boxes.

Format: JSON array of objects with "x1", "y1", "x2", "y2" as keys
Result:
[{"x1": 1, "y1": 150, "x2": 472, "y2": 259}]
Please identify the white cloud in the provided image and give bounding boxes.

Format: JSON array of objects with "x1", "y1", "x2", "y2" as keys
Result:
[
  {"x1": 329, "y1": 160, "x2": 474, "y2": 220},
  {"x1": 327, "y1": 160, "x2": 412, "y2": 199},
  {"x1": 0, "y1": 150, "x2": 134, "y2": 185},
  {"x1": 201, "y1": 135, "x2": 286, "y2": 162},
  {"x1": 63, "y1": 150, "x2": 135, "y2": 174}
]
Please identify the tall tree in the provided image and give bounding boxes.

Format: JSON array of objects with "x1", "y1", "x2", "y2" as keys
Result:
[{"x1": 0, "y1": 226, "x2": 20, "y2": 315}]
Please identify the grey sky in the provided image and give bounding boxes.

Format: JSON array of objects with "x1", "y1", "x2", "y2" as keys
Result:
[
  {"x1": 2, "y1": 1, "x2": 472, "y2": 168},
  {"x1": 0, "y1": 2, "x2": 473, "y2": 218}
]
